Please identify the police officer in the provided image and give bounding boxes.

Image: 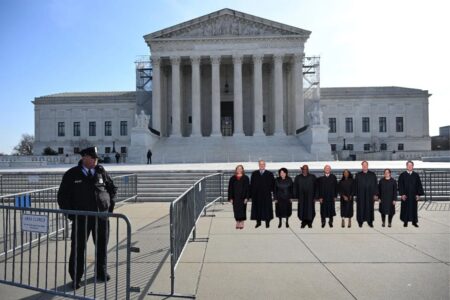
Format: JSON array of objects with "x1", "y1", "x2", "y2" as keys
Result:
[{"x1": 57, "y1": 146, "x2": 117, "y2": 290}]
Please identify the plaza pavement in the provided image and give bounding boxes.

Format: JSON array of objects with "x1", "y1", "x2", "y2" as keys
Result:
[{"x1": 1, "y1": 200, "x2": 448, "y2": 300}]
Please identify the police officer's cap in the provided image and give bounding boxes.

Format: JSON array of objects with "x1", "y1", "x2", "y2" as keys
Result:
[{"x1": 79, "y1": 147, "x2": 99, "y2": 159}]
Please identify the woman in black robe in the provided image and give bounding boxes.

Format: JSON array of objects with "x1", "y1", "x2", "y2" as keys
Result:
[
  {"x1": 338, "y1": 169, "x2": 354, "y2": 228},
  {"x1": 378, "y1": 169, "x2": 397, "y2": 228},
  {"x1": 398, "y1": 161, "x2": 424, "y2": 227},
  {"x1": 317, "y1": 165, "x2": 338, "y2": 228},
  {"x1": 274, "y1": 168, "x2": 293, "y2": 228},
  {"x1": 228, "y1": 164, "x2": 250, "y2": 229}
]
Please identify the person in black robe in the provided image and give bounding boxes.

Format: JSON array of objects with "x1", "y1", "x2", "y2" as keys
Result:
[
  {"x1": 378, "y1": 169, "x2": 397, "y2": 228},
  {"x1": 338, "y1": 169, "x2": 354, "y2": 228},
  {"x1": 228, "y1": 164, "x2": 250, "y2": 229},
  {"x1": 353, "y1": 160, "x2": 378, "y2": 227},
  {"x1": 317, "y1": 165, "x2": 338, "y2": 228},
  {"x1": 293, "y1": 165, "x2": 317, "y2": 228},
  {"x1": 274, "y1": 168, "x2": 293, "y2": 228},
  {"x1": 398, "y1": 160, "x2": 424, "y2": 227},
  {"x1": 250, "y1": 160, "x2": 275, "y2": 228}
]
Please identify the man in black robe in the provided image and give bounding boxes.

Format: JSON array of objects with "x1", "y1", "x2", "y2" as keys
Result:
[
  {"x1": 353, "y1": 160, "x2": 378, "y2": 227},
  {"x1": 398, "y1": 160, "x2": 424, "y2": 227},
  {"x1": 317, "y1": 165, "x2": 338, "y2": 228},
  {"x1": 293, "y1": 165, "x2": 317, "y2": 228},
  {"x1": 250, "y1": 160, "x2": 275, "y2": 228}
]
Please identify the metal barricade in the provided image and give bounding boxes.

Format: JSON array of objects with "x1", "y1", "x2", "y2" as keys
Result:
[
  {"x1": 423, "y1": 170, "x2": 450, "y2": 203},
  {"x1": 150, "y1": 173, "x2": 223, "y2": 298},
  {"x1": 111, "y1": 174, "x2": 138, "y2": 203},
  {"x1": 0, "y1": 173, "x2": 62, "y2": 196},
  {"x1": 0, "y1": 205, "x2": 135, "y2": 299}
]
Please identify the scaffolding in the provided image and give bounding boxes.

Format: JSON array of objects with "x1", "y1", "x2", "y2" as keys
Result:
[
  {"x1": 135, "y1": 55, "x2": 152, "y2": 117},
  {"x1": 303, "y1": 56, "x2": 321, "y2": 125}
]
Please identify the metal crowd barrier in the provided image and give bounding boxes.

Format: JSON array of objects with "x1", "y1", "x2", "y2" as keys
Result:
[
  {"x1": 423, "y1": 170, "x2": 450, "y2": 203},
  {"x1": 0, "y1": 173, "x2": 62, "y2": 196},
  {"x1": 150, "y1": 173, "x2": 223, "y2": 298},
  {"x1": 0, "y1": 205, "x2": 134, "y2": 299}
]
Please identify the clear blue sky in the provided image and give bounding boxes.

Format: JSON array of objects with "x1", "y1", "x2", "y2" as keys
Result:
[{"x1": 1, "y1": 0, "x2": 449, "y2": 154}]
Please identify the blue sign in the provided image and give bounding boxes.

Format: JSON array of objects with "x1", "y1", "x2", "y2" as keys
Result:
[{"x1": 15, "y1": 194, "x2": 31, "y2": 208}]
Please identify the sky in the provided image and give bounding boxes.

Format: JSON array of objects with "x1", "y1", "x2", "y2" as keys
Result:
[{"x1": 0, "y1": 0, "x2": 449, "y2": 154}]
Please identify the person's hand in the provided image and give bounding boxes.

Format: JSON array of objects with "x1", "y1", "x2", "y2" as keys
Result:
[
  {"x1": 334, "y1": 197, "x2": 337, "y2": 201},
  {"x1": 416, "y1": 195, "x2": 420, "y2": 201},
  {"x1": 343, "y1": 195, "x2": 348, "y2": 201},
  {"x1": 401, "y1": 195, "x2": 407, "y2": 201},
  {"x1": 229, "y1": 199, "x2": 233, "y2": 204},
  {"x1": 393, "y1": 201, "x2": 396, "y2": 206},
  {"x1": 244, "y1": 199, "x2": 248, "y2": 204},
  {"x1": 373, "y1": 195, "x2": 378, "y2": 201},
  {"x1": 274, "y1": 199, "x2": 278, "y2": 203},
  {"x1": 319, "y1": 198, "x2": 323, "y2": 204},
  {"x1": 290, "y1": 199, "x2": 293, "y2": 203}
]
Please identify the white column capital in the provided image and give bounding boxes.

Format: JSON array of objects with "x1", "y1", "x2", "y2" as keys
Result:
[
  {"x1": 253, "y1": 54, "x2": 264, "y2": 64},
  {"x1": 210, "y1": 55, "x2": 221, "y2": 65},
  {"x1": 151, "y1": 56, "x2": 161, "y2": 66},
  {"x1": 273, "y1": 54, "x2": 284, "y2": 63},
  {"x1": 232, "y1": 55, "x2": 243, "y2": 65},
  {"x1": 293, "y1": 53, "x2": 304, "y2": 64},
  {"x1": 190, "y1": 56, "x2": 201, "y2": 65},
  {"x1": 170, "y1": 56, "x2": 181, "y2": 65}
]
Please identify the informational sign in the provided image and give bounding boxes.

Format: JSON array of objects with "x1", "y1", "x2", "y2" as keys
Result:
[{"x1": 21, "y1": 214, "x2": 48, "y2": 234}]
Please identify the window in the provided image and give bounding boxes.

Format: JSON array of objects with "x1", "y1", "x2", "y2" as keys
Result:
[
  {"x1": 58, "y1": 122, "x2": 65, "y2": 137},
  {"x1": 120, "y1": 121, "x2": 128, "y2": 136},
  {"x1": 74, "y1": 147, "x2": 80, "y2": 154},
  {"x1": 58, "y1": 147, "x2": 64, "y2": 154},
  {"x1": 396, "y1": 117, "x2": 404, "y2": 132},
  {"x1": 364, "y1": 144, "x2": 370, "y2": 151},
  {"x1": 104, "y1": 121, "x2": 112, "y2": 136},
  {"x1": 362, "y1": 117, "x2": 370, "y2": 132},
  {"x1": 89, "y1": 122, "x2": 96, "y2": 136},
  {"x1": 120, "y1": 146, "x2": 127, "y2": 154},
  {"x1": 345, "y1": 118, "x2": 353, "y2": 133},
  {"x1": 73, "y1": 122, "x2": 80, "y2": 137},
  {"x1": 380, "y1": 143, "x2": 387, "y2": 151},
  {"x1": 105, "y1": 147, "x2": 111, "y2": 154},
  {"x1": 398, "y1": 143, "x2": 404, "y2": 151},
  {"x1": 347, "y1": 144, "x2": 354, "y2": 151},
  {"x1": 379, "y1": 117, "x2": 387, "y2": 132},
  {"x1": 331, "y1": 144, "x2": 336, "y2": 151},
  {"x1": 328, "y1": 118, "x2": 336, "y2": 133}
]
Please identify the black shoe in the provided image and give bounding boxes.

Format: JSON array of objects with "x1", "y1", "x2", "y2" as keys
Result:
[
  {"x1": 403, "y1": 222, "x2": 408, "y2": 227},
  {"x1": 388, "y1": 223, "x2": 392, "y2": 228},
  {"x1": 278, "y1": 223, "x2": 282, "y2": 228},
  {"x1": 308, "y1": 223, "x2": 312, "y2": 228},
  {"x1": 368, "y1": 223, "x2": 373, "y2": 228},
  {"x1": 358, "y1": 223, "x2": 363, "y2": 228},
  {"x1": 72, "y1": 280, "x2": 81, "y2": 290},
  {"x1": 329, "y1": 222, "x2": 333, "y2": 228},
  {"x1": 301, "y1": 223, "x2": 306, "y2": 228},
  {"x1": 255, "y1": 221, "x2": 261, "y2": 228},
  {"x1": 265, "y1": 221, "x2": 270, "y2": 228},
  {"x1": 382, "y1": 222, "x2": 385, "y2": 227},
  {"x1": 412, "y1": 223, "x2": 419, "y2": 228},
  {"x1": 96, "y1": 273, "x2": 111, "y2": 282},
  {"x1": 321, "y1": 222, "x2": 326, "y2": 228}
]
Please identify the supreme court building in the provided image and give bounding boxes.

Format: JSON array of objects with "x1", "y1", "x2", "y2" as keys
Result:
[{"x1": 33, "y1": 9, "x2": 431, "y2": 163}]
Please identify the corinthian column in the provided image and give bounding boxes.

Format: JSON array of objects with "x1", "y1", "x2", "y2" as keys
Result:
[
  {"x1": 233, "y1": 54, "x2": 244, "y2": 136},
  {"x1": 170, "y1": 56, "x2": 181, "y2": 137},
  {"x1": 253, "y1": 54, "x2": 264, "y2": 136},
  {"x1": 211, "y1": 55, "x2": 221, "y2": 136},
  {"x1": 191, "y1": 56, "x2": 201, "y2": 136},
  {"x1": 273, "y1": 54, "x2": 285, "y2": 135},
  {"x1": 151, "y1": 55, "x2": 161, "y2": 133}
]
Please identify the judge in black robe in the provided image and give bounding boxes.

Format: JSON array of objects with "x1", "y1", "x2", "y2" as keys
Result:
[
  {"x1": 228, "y1": 165, "x2": 250, "y2": 229},
  {"x1": 293, "y1": 165, "x2": 317, "y2": 228},
  {"x1": 274, "y1": 168, "x2": 293, "y2": 228},
  {"x1": 378, "y1": 169, "x2": 397, "y2": 227},
  {"x1": 317, "y1": 165, "x2": 338, "y2": 228},
  {"x1": 338, "y1": 170, "x2": 354, "y2": 228},
  {"x1": 398, "y1": 161, "x2": 424, "y2": 227},
  {"x1": 353, "y1": 161, "x2": 378, "y2": 227},
  {"x1": 250, "y1": 160, "x2": 275, "y2": 228}
]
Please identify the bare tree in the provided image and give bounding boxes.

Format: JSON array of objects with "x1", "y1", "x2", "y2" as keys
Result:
[{"x1": 13, "y1": 134, "x2": 34, "y2": 155}]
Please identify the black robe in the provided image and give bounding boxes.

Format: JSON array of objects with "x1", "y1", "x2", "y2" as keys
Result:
[
  {"x1": 378, "y1": 178, "x2": 397, "y2": 216},
  {"x1": 228, "y1": 175, "x2": 250, "y2": 221},
  {"x1": 317, "y1": 174, "x2": 338, "y2": 219},
  {"x1": 398, "y1": 171, "x2": 424, "y2": 223},
  {"x1": 338, "y1": 178, "x2": 354, "y2": 218},
  {"x1": 274, "y1": 177, "x2": 293, "y2": 218},
  {"x1": 250, "y1": 170, "x2": 275, "y2": 221},
  {"x1": 353, "y1": 171, "x2": 378, "y2": 224},
  {"x1": 293, "y1": 173, "x2": 317, "y2": 222}
]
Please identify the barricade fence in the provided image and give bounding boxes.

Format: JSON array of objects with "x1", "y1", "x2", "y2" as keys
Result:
[
  {"x1": 0, "y1": 206, "x2": 134, "y2": 300},
  {"x1": 150, "y1": 173, "x2": 223, "y2": 298}
]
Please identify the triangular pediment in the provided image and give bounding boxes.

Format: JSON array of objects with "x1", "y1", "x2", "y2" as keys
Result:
[{"x1": 144, "y1": 8, "x2": 311, "y2": 40}]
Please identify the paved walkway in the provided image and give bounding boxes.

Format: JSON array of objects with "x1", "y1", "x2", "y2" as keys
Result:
[{"x1": 1, "y1": 201, "x2": 449, "y2": 299}]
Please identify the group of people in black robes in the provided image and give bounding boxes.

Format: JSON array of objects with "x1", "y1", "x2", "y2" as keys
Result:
[{"x1": 227, "y1": 160, "x2": 424, "y2": 229}]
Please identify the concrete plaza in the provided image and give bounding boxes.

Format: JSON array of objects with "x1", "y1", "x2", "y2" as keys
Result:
[{"x1": 1, "y1": 200, "x2": 448, "y2": 300}]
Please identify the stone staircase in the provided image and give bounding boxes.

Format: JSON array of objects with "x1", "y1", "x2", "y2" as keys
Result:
[
  {"x1": 151, "y1": 135, "x2": 328, "y2": 164},
  {"x1": 136, "y1": 171, "x2": 212, "y2": 202}
]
